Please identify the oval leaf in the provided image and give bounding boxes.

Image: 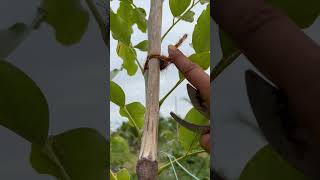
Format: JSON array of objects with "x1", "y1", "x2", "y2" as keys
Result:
[
  {"x1": 169, "y1": 0, "x2": 192, "y2": 17},
  {"x1": 180, "y1": 11, "x2": 195, "y2": 23},
  {"x1": 116, "y1": 42, "x2": 138, "y2": 76},
  {"x1": 110, "y1": 81, "x2": 126, "y2": 107},
  {"x1": 134, "y1": 40, "x2": 149, "y2": 52},
  {"x1": 192, "y1": 5, "x2": 210, "y2": 53},
  {"x1": 219, "y1": 29, "x2": 238, "y2": 58},
  {"x1": 116, "y1": 168, "x2": 131, "y2": 180},
  {"x1": 117, "y1": 1, "x2": 135, "y2": 27},
  {"x1": 0, "y1": 60, "x2": 49, "y2": 145},
  {"x1": 119, "y1": 102, "x2": 145, "y2": 129},
  {"x1": 41, "y1": 0, "x2": 89, "y2": 45},
  {"x1": 240, "y1": 145, "x2": 308, "y2": 180},
  {"x1": 189, "y1": 51, "x2": 210, "y2": 70},
  {"x1": 0, "y1": 23, "x2": 31, "y2": 58},
  {"x1": 110, "y1": 10, "x2": 132, "y2": 45},
  {"x1": 111, "y1": 168, "x2": 131, "y2": 180},
  {"x1": 178, "y1": 108, "x2": 209, "y2": 151},
  {"x1": 132, "y1": 8, "x2": 147, "y2": 33},
  {"x1": 30, "y1": 128, "x2": 108, "y2": 180}
]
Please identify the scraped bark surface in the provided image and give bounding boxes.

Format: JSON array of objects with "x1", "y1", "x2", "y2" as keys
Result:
[{"x1": 136, "y1": 0, "x2": 163, "y2": 179}]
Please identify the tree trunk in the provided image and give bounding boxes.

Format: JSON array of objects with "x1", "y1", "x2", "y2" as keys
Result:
[{"x1": 136, "y1": 0, "x2": 163, "y2": 179}]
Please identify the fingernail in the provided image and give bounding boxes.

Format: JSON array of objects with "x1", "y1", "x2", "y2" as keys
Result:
[{"x1": 168, "y1": 45, "x2": 177, "y2": 54}]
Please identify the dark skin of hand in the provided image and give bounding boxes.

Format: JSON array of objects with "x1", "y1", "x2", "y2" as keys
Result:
[
  {"x1": 168, "y1": 45, "x2": 210, "y2": 152},
  {"x1": 213, "y1": 0, "x2": 320, "y2": 146},
  {"x1": 170, "y1": 0, "x2": 320, "y2": 153}
]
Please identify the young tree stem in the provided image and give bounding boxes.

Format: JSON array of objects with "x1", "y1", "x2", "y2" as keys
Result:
[{"x1": 136, "y1": 0, "x2": 163, "y2": 179}]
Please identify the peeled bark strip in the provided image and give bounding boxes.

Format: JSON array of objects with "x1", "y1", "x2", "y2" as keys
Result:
[{"x1": 136, "y1": 0, "x2": 163, "y2": 179}]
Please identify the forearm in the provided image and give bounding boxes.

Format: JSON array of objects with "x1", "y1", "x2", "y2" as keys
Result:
[{"x1": 212, "y1": 0, "x2": 320, "y2": 142}]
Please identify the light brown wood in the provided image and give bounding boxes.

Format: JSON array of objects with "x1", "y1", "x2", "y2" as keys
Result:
[{"x1": 136, "y1": 0, "x2": 163, "y2": 179}]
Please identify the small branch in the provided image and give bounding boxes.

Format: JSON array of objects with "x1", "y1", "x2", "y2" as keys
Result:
[
  {"x1": 128, "y1": 46, "x2": 144, "y2": 74},
  {"x1": 135, "y1": 58, "x2": 144, "y2": 74},
  {"x1": 85, "y1": 0, "x2": 108, "y2": 47},
  {"x1": 158, "y1": 150, "x2": 205, "y2": 174},
  {"x1": 161, "y1": 0, "x2": 200, "y2": 41},
  {"x1": 159, "y1": 78, "x2": 184, "y2": 107},
  {"x1": 210, "y1": 50, "x2": 241, "y2": 82}
]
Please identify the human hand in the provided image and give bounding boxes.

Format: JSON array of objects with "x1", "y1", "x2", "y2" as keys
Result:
[{"x1": 168, "y1": 45, "x2": 210, "y2": 152}]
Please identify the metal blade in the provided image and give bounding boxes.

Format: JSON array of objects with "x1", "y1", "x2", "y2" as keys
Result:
[
  {"x1": 170, "y1": 112, "x2": 210, "y2": 133},
  {"x1": 245, "y1": 70, "x2": 320, "y2": 179},
  {"x1": 187, "y1": 84, "x2": 210, "y2": 119}
]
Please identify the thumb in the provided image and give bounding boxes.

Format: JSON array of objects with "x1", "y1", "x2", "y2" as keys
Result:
[{"x1": 200, "y1": 132, "x2": 210, "y2": 153}]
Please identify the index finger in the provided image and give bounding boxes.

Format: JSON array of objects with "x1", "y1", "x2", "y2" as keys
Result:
[{"x1": 168, "y1": 45, "x2": 210, "y2": 104}]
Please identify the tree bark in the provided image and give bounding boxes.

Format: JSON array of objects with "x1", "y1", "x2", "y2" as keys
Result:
[{"x1": 136, "y1": 0, "x2": 163, "y2": 179}]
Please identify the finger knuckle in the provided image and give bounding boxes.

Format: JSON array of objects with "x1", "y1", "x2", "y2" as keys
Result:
[{"x1": 182, "y1": 63, "x2": 199, "y2": 76}]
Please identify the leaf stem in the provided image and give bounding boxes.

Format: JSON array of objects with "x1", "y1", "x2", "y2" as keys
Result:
[
  {"x1": 123, "y1": 106, "x2": 140, "y2": 134},
  {"x1": 161, "y1": 0, "x2": 201, "y2": 41},
  {"x1": 159, "y1": 78, "x2": 184, "y2": 107},
  {"x1": 210, "y1": 50, "x2": 241, "y2": 82},
  {"x1": 158, "y1": 150, "x2": 206, "y2": 174},
  {"x1": 85, "y1": 0, "x2": 108, "y2": 47},
  {"x1": 44, "y1": 140, "x2": 71, "y2": 180}
]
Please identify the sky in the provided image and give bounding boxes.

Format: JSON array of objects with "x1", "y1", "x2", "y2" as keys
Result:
[{"x1": 110, "y1": 0, "x2": 208, "y2": 131}]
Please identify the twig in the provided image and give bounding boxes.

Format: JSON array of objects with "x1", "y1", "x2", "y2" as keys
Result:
[
  {"x1": 210, "y1": 50, "x2": 241, "y2": 82},
  {"x1": 85, "y1": 0, "x2": 108, "y2": 47},
  {"x1": 158, "y1": 150, "x2": 205, "y2": 174}
]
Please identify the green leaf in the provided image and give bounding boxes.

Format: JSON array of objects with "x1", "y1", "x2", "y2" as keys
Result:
[
  {"x1": 132, "y1": 8, "x2": 147, "y2": 33},
  {"x1": 110, "y1": 81, "x2": 126, "y2": 107},
  {"x1": 117, "y1": 2, "x2": 147, "y2": 33},
  {"x1": 240, "y1": 145, "x2": 308, "y2": 180},
  {"x1": 180, "y1": 11, "x2": 195, "y2": 22},
  {"x1": 0, "y1": 60, "x2": 49, "y2": 145},
  {"x1": 116, "y1": 42, "x2": 138, "y2": 76},
  {"x1": 119, "y1": 0, "x2": 133, "y2": 3},
  {"x1": 178, "y1": 108, "x2": 209, "y2": 151},
  {"x1": 117, "y1": 1, "x2": 135, "y2": 26},
  {"x1": 266, "y1": 0, "x2": 320, "y2": 28},
  {"x1": 30, "y1": 128, "x2": 108, "y2": 180},
  {"x1": 119, "y1": 102, "x2": 145, "y2": 129},
  {"x1": 0, "y1": 23, "x2": 31, "y2": 58},
  {"x1": 199, "y1": 0, "x2": 209, "y2": 4},
  {"x1": 110, "y1": 10, "x2": 133, "y2": 45},
  {"x1": 111, "y1": 135, "x2": 131, "y2": 166},
  {"x1": 110, "y1": 170, "x2": 116, "y2": 180},
  {"x1": 134, "y1": 40, "x2": 149, "y2": 51},
  {"x1": 41, "y1": 0, "x2": 89, "y2": 45},
  {"x1": 219, "y1": 29, "x2": 238, "y2": 58},
  {"x1": 189, "y1": 51, "x2": 210, "y2": 70},
  {"x1": 192, "y1": 5, "x2": 210, "y2": 53},
  {"x1": 116, "y1": 169, "x2": 131, "y2": 180},
  {"x1": 110, "y1": 68, "x2": 121, "y2": 80},
  {"x1": 179, "y1": 71, "x2": 184, "y2": 80},
  {"x1": 111, "y1": 168, "x2": 131, "y2": 180},
  {"x1": 169, "y1": 0, "x2": 192, "y2": 17}
]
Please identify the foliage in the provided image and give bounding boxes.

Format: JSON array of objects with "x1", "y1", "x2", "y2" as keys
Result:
[
  {"x1": 0, "y1": 0, "x2": 108, "y2": 179},
  {"x1": 212, "y1": 0, "x2": 320, "y2": 179},
  {"x1": 110, "y1": 0, "x2": 210, "y2": 178},
  {"x1": 111, "y1": 117, "x2": 210, "y2": 179}
]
